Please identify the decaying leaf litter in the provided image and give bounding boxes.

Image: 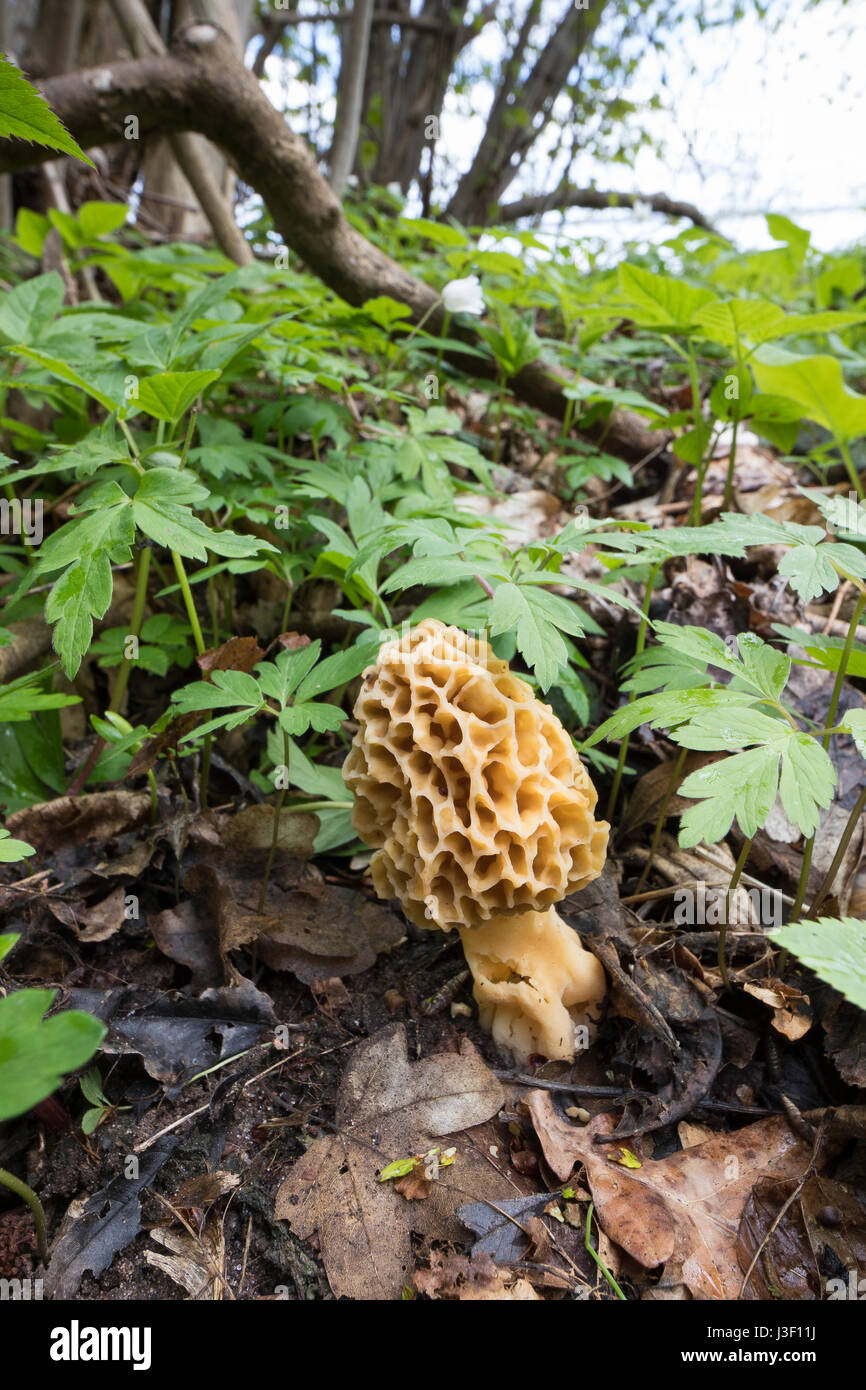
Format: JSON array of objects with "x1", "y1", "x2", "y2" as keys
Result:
[{"x1": 2, "y1": 401, "x2": 865, "y2": 1305}]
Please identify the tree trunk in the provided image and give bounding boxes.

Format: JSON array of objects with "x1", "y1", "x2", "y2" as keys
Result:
[
  {"x1": 139, "y1": 0, "x2": 247, "y2": 243},
  {"x1": 110, "y1": 0, "x2": 252, "y2": 261},
  {"x1": 447, "y1": 0, "x2": 607, "y2": 226},
  {"x1": 329, "y1": 0, "x2": 375, "y2": 197}
]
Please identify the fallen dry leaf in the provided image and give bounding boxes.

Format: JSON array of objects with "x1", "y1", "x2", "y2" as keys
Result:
[
  {"x1": 149, "y1": 898, "x2": 223, "y2": 990},
  {"x1": 528, "y1": 1093, "x2": 811, "y2": 1299},
  {"x1": 221, "y1": 803, "x2": 318, "y2": 858},
  {"x1": 7, "y1": 791, "x2": 152, "y2": 854},
  {"x1": 197, "y1": 635, "x2": 264, "y2": 675},
  {"x1": 413, "y1": 1250, "x2": 540, "y2": 1300},
  {"x1": 743, "y1": 979, "x2": 812, "y2": 1041},
  {"x1": 736, "y1": 1178, "x2": 818, "y2": 1299},
  {"x1": 275, "y1": 1024, "x2": 510, "y2": 1299},
  {"x1": 183, "y1": 851, "x2": 403, "y2": 983},
  {"x1": 75, "y1": 885, "x2": 129, "y2": 943},
  {"x1": 800, "y1": 1174, "x2": 866, "y2": 1289}
]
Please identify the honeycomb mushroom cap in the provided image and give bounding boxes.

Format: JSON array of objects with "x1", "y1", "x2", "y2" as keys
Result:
[{"x1": 343, "y1": 619, "x2": 609, "y2": 931}]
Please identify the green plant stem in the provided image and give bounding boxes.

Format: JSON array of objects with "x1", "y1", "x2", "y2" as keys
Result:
[
  {"x1": 171, "y1": 551, "x2": 206, "y2": 655},
  {"x1": 719, "y1": 836, "x2": 753, "y2": 991},
  {"x1": 686, "y1": 343, "x2": 705, "y2": 525},
  {"x1": 790, "y1": 588, "x2": 866, "y2": 920},
  {"x1": 606, "y1": 562, "x2": 660, "y2": 822},
  {"x1": 585, "y1": 1202, "x2": 625, "y2": 1300},
  {"x1": 283, "y1": 799, "x2": 353, "y2": 814},
  {"x1": 258, "y1": 727, "x2": 291, "y2": 913},
  {"x1": 389, "y1": 299, "x2": 440, "y2": 376},
  {"x1": 434, "y1": 309, "x2": 451, "y2": 380},
  {"x1": 0, "y1": 1167, "x2": 49, "y2": 1265},
  {"x1": 807, "y1": 782, "x2": 866, "y2": 919},
  {"x1": 279, "y1": 580, "x2": 293, "y2": 635},
  {"x1": 68, "y1": 543, "x2": 154, "y2": 794},
  {"x1": 178, "y1": 408, "x2": 198, "y2": 469},
  {"x1": 789, "y1": 838, "x2": 814, "y2": 926},
  {"x1": 838, "y1": 438, "x2": 864, "y2": 500},
  {"x1": 722, "y1": 415, "x2": 739, "y2": 511},
  {"x1": 107, "y1": 545, "x2": 152, "y2": 715},
  {"x1": 636, "y1": 747, "x2": 687, "y2": 890},
  {"x1": 493, "y1": 371, "x2": 507, "y2": 466},
  {"x1": 171, "y1": 549, "x2": 211, "y2": 807}
]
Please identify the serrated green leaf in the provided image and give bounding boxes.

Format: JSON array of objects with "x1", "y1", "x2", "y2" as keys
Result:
[
  {"x1": 294, "y1": 641, "x2": 376, "y2": 701},
  {"x1": 777, "y1": 544, "x2": 840, "y2": 602},
  {"x1": 584, "y1": 686, "x2": 757, "y2": 748},
  {"x1": 0, "y1": 989, "x2": 106, "y2": 1122},
  {"x1": 488, "y1": 581, "x2": 566, "y2": 690},
  {"x1": 278, "y1": 701, "x2": 345, "y2": 736},
  {"x1": 678, "y1": 743, "x2": 781, "y2": 845},
  {"x1": 767, "y1": 918, "x2": 866, "y2": 1012},
  {"x1": 135, "y1": 371, "x2": 221, "y2": 424},
  {"x1": 752, "y1": 347, "x2": 866, "y2": 442},
  {"x1": 778, "y1": 734, "x2": 836, "y2": 837},
  {"x1": 256, "y1": 642, "x2": 322, "y2": 707},
  {"x1": 618, "y1": 263, "x2": 714, "y2": 330},
  {"x1": 381, "y1": 555, "x2": 488, "y2": 594},
  {"x1": 0, "y1": 54, "x2": 93, "y2": 166},
  {"x1": 670, "y1": 706, "x2": 788, "y2": 751},
  {"x1": 14, "y1": 346, "x2": 119, "y2": 411},
  {"x1": 133, "y1": 470, "x2": 271, "y2": 560},
  {"x1": 839, "y1": 709, "x2": 866, "y2": 757},
  {"x1": 0, "y1": 271, "x2": 64, "y2": 344}
]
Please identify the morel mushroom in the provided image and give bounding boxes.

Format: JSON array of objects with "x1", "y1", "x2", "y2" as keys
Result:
[{"x1": 343, "y1": 619, "x2": 609, "y2": 1060}]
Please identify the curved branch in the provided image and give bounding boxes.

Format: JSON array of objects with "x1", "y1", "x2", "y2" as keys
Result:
[
  {"x1": 496, "y1": 184, "x2": 721, "y2": 235},
  {"x1": 0, "y1": 25, "x2": 666, "y2": 462}
]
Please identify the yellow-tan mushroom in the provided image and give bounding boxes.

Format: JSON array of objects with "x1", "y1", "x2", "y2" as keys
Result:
[{"x1": 343, "y1": 619, "x2": 609, "y2": 1060}]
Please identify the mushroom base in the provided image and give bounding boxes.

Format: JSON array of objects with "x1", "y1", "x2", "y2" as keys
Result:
[{"x1": 458, "y1": 907, "x2": 607, "y2": 1062}]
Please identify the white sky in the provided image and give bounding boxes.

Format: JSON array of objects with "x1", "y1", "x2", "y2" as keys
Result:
[{"x1": 261, "y1": 0, "x2": 866, "y2": 256}]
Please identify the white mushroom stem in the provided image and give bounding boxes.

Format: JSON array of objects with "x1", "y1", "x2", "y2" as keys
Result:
[{"x1": 458, "y1": 907, "x2": 606, "y2": 1062}]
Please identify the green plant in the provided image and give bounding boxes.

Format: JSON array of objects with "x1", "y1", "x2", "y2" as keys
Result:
[
  {"x1": 0, "y1": 54, "x2": 93, "y2": 166},
  {"x1": 768, "y1": 917, "x2": 866, "y2": 1011},
  {"x1": 79, "y1": 1065, "x2": 130, "y2": 1135},
  {"x1": 0, "y1": 206, "x2": 865, "y2": 1027},
  {"x1": 0, "y1": 935, "x2": 105, "y2": 1262}
]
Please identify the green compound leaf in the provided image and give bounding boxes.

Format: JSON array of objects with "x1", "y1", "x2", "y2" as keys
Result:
[
  {"x1": 768, "y1": 918, "x2": 866, "y2": 1013},
  {"x1": 0, "y1": 988, "x2": 106, "y2": 1122},
  {"x1": 0, "y1": 828, "x2": 36, "y2": 862}
]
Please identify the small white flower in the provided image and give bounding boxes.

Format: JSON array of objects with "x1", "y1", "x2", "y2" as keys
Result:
[
  {"x1": 386, "y1": 182, "x2": 404, "y2": 200},
  {"x1": 441, "y1": 275, "x2": 485, "y2": 316},
  {"x1": 632, "y1": 199, "x2": 653, "y2": 219},
  {"x1": 346, "y1": 174, "x2": 359, "y2": 189}
]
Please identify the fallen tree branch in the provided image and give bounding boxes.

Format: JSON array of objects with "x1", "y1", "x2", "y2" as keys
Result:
[
  {"x1": 0, "y1": 24, "x2": 666, "y2": 462},
  {"x1": 496, "y1": 184, "x2": 722, "y2": 236}
]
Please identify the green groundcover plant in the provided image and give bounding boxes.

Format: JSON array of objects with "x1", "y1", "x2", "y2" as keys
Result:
[{"x1": 0, "y1": 191, "x2": 865, "y2": 1125}]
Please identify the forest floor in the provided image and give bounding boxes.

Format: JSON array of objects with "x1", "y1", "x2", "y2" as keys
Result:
[{"x1": 1, "y1": 388, "x2": 865, "y2": 1304}]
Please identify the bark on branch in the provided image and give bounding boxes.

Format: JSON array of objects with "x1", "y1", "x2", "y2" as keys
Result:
[
  {"x1": 0, "y1": 24, "x2": 666, "y2": 462},
  {"x1": 496, "y1": 184, "x2": 721, "y2": 235}
]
